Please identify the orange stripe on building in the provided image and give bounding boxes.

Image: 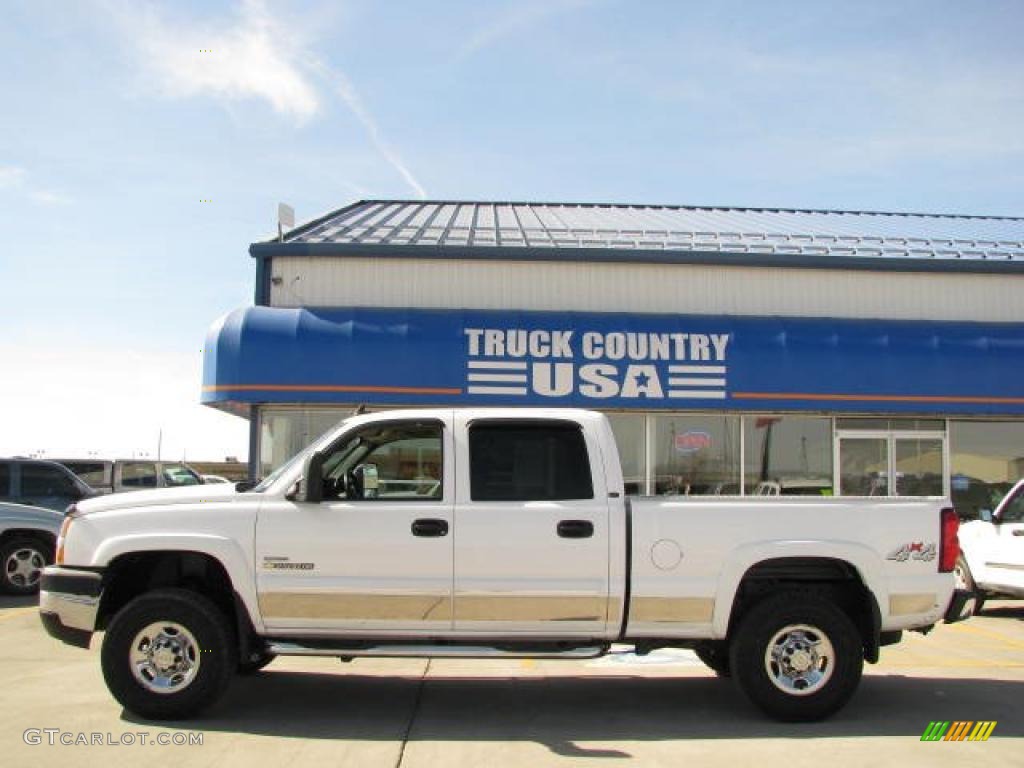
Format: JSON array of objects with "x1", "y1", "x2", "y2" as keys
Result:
[
  {"x1": 203, "y1": 384, "x2": 463, "y2": 396},
  {"x1": 732, "y1": 392, "x2": 1024, "y2": 405}
]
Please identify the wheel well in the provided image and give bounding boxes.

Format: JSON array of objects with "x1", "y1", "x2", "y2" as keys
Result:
[
  {"x1": 0, "y1": 529, "x2": 56, "y2": 553},
  {"x1": 97, "y1": 551, "x2": 238, "y2": 634},
  {"x1": 729, "y1": 557, "x2": 881, "y2": 662}
]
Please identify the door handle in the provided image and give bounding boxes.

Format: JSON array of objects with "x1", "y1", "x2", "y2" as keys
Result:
[
  {"x1": 557, "y1": 520, "x2": 594, "y2": 539},
  {"x1": 411, "y1": 518, "x2": 449, "y2": 537},
  {"x1": 1012, "y1": 529, "x2": 1024, "y2": 537}
]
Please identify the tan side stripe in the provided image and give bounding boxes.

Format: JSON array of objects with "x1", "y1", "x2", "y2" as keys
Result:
[
  {"x1": 259, "y1": 593, "x2": 451, "y2": 621},
  {"x1": 454, "y1": 595, "x2": 607, "y2": 622},
  {"x1": 889, "y1": 593, "x2": 936, "y2": 616},
  {"x1": 631, "y1": 597, "x2": 714, "y2": 623}
]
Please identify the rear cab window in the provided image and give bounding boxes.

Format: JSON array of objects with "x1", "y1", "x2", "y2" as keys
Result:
[{"x1": 468, "y1": 421, "x2": 594, "y2": 501}]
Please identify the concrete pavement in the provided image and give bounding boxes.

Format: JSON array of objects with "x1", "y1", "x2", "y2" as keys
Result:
[{"x1": 1, "y1": 596, "x2": 1021, "y2": 767}]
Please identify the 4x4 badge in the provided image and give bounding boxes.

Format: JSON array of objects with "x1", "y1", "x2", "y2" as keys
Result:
[{"x1": 887, "y1": 542, "x2": 937, "y2": 562}]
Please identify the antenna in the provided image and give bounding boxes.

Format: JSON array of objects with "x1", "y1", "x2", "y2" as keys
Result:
[{"x1": 278, "y1": 202, "x2": 295, "y2": 241}]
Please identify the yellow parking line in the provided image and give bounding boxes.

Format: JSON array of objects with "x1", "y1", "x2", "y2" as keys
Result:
[
  {"x1": 947, "y1": 622, "x2": 1024, "y2": 651},
  {"x1": 0, "y1": 607, "x2": 37, "y2": 622}
]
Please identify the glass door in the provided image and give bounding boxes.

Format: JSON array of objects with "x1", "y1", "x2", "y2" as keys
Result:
[
  {"x1": 837, "y1": 436, "x2": 889, "y2": 496},
  {"x1": 835, "y1": 424, "x2": 948, "y2": 497}
]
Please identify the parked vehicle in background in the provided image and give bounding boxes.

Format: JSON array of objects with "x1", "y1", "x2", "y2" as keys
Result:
[
  {"x1": 55, "y1": 459, "x2": 204, "y2": 493},
  {"x1": 955, "y1": 478, "x2": 1024, "y2": 613},
  {"x1": 0, "y1": 459, "x2": 97, "y2": 512},
  {"x1": 0, "y1": 501, "x2": 63, "y2": 594},
  {"x1": 53, "y1": 459, "x2": 114, "y2": 494},
  {"x1": 40, "y1": 408, "x2": 970, "y2": 722}
]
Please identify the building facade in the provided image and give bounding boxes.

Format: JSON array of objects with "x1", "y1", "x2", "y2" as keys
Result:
[{"x1": 202, "y1": 200, "x2": 1024, "y2": 516}]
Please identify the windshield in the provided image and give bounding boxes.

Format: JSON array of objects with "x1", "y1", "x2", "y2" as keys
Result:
[
  {"x1": 251, "y1": 417, "x2": 351, "y2": 493},
  {"x1": 163, "y1": 465, "x2": 201, "y2": 487}
]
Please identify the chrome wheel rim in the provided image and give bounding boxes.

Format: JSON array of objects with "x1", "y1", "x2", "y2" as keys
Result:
[
  {"x1": 5, "y1": 547, "x2": 45, "y2": 588},
  {"x1": 764, "y1": 623, "x2": 835, "y2": 696},
  {"x1": 129, "y1": 622, "x2": 201, "y2": 694},
  {"x1": 953, "y1": 561, "x2": 969, "y2": 590}
]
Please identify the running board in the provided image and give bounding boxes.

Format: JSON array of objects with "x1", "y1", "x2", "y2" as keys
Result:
[{"x1": 266, "y1": 641, "x2": 609, "y2": 659}]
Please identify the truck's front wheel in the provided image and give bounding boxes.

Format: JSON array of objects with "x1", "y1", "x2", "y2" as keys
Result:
[
  {"x1": 101, "y1": 588, "x2": 236, "y2": 719},
  {"x1": 730, "y1": 593, "x2": 863, "y2": 721}
]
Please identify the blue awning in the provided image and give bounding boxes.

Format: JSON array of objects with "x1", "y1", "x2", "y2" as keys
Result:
[{"x1": 203, "y1": 306, "x2": 1024, "y2": 415}]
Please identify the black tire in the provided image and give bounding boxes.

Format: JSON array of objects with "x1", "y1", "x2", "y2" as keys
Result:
[
  {"x1": 0, "y1": 536, "x2": 52, "y2": 595},
  {"x1": 101, "y1": 588, "x2": 236, "y2": 720},
  {"x1": 730, "y1": 592, "x2": 863, "y2": 722},
  {"x1": 695, "y1": 643, "x2": 731, "y2": 678},
  {"x1": 237, "y1": 651, "x2": 276, "y2": 675},
  {"x1": 954, "y1": 555, "x2": 986, "y2": 615}
]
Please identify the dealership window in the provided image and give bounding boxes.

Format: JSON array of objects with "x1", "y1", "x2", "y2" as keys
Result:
[
  {"x1": 607, "y1": 413, "x2": 646, "y2": 496},
  {"x1": 744, "y1": 416, "x2": 833, "y2": 496},
  {"x1": 260, "y1": 408, "x2": 348, "y2": 478},
  {"x1": 950, "y1": 420, "x2": 1024, "y2": 519},
  {"x1": 652, "y1": 414, "x2": 739, "y2": 495}
]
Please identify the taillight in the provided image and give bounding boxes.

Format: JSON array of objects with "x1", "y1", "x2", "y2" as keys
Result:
[{"x1": 939, "y1": 506, "x2": 959, "y2": 573}]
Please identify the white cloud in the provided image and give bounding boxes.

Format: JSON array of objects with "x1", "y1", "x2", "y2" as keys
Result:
[
  {"x1": 0, "y1": 166, "x2": 26, "y2": 188},
  {"x1": 0, "y1": 341, "x2": 248, "y2": 460},
  {"x1": 120, "y1": 0, "x2": 320, "y2": 121},
  {"x1": 457, "y1": 0, "x2": 594, "y2": 61},
  {"x1": 0, "y1": 165, "x2": 71, "y2": 205},
  {"x1": 108, "y1": 1, "x2": 426, "y2": 196},
  {"x1": 312, "y1": 63, "x2": 427, "y2": 199},
  {"x1": 29, "y1": 190, "x2": 72, "y2": 205}
]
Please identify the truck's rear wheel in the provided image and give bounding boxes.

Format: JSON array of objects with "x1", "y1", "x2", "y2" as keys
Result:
[
  {"x1": 101, "y1": 588, "x2": 236, "y2": 719},
  {"x1": 730, "y1": 592, "x2": 863, "y2": 721}
]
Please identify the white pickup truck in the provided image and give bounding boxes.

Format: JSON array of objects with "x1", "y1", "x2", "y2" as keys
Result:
[
  {"x1": 39, "y1": 409, "x2": 971, "y2": 722},
  {"x1": 955, "y1": 478, "x2": 1024, "y2": 613}
]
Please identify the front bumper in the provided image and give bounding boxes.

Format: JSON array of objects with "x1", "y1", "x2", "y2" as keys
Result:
[
  {"x1": 943, "y1": 588, "x2": 976, "y2": 624},
  {"x1": 38, "y1": 566, "x2": 103, "y2": 649}
]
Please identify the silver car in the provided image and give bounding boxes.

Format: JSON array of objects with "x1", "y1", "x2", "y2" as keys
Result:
[{"x1": 0, "y1": 502, "x2": 63, "y2": 595}]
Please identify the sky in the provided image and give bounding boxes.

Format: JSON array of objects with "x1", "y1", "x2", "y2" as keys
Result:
[{"x1": 1, "y1": 0, "x2": 1022, "y2": 460}]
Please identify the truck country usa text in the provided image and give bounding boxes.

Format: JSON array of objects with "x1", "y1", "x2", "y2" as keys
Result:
[{"x1": 464, "y1": 328, "x2": 731, "y2": 400}]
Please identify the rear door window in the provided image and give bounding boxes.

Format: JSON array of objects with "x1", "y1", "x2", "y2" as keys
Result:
[
  {"x1": 469, "y1": 421, "x2": 594, "y2": 501},
  {"x1": 0, "y1": 463, "x2": 9, "y2": 496}
]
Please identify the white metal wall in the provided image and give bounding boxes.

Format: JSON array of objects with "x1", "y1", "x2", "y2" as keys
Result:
[{"x1": 268, "y1": 257, "x2": 1023, "y2": 322}]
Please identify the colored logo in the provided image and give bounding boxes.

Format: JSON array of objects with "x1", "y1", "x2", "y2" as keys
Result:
[
  {"x1": 921, "y1": 721, "x2": 996, "y2": 742},
  {"x1": 886, "y1": 542, "x2": 937, "y2": 562},
  {"x1": 674, "y1": 431, "x2": 712, "y2": 454}
]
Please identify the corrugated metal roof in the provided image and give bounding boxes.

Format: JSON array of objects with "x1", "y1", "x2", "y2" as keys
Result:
[{"x1": 255, "y1": 200, "x2": 1024, "y2": 270}]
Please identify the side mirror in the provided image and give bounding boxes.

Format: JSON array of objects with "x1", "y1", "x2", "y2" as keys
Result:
[
  {"x1": 980, "y1": 508, "x2": 994, "y2": 523},
  {"x1": 353, "y1": 464, "x2": 379, "y2": 499},
  {"x1": 235, "y1": 480, "x2": 255, "y2": 493},
  {"x1": 303, "y1": 452, "x2": 325, "y2": 503}
]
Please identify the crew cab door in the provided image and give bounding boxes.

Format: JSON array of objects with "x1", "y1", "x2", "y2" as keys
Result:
[
  {"x1": 255, "y1": 417, "x2": 454, "y2": 634},
  {"x1": 985, "y1": 485, "x2": 1024, "y2": 592},
  {"x1": 452, "y1": 415, "x2": 611, "y2": 637}
]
